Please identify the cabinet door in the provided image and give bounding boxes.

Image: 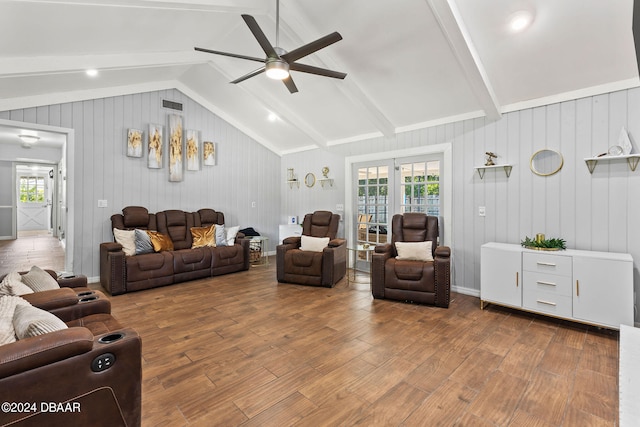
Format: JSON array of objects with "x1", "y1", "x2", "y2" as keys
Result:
[
  {"x1": 573, "y1": 256, "x2": 634, "y2": 328},
  {"x1": 481, "y1": 245, "x2": 522, "y2": 308}
]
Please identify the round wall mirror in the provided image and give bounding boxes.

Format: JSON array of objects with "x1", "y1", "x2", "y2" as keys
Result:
[
  {"x1": 530, "y1": 149, "x2": 564, "y2": 176},
  {"x1": 304, "y1": 173, "x2": 316, "y2": 187}
]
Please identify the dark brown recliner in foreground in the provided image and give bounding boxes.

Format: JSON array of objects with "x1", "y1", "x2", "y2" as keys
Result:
[
  {"x1": 371, "y1": 213, "x2": 451, "y2": 308},
  {"x1": 276, "y1": 211, "x2": 346, "y2": 287}
]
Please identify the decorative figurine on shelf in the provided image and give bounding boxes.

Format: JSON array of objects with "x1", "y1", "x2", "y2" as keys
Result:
[
  {"x1": 485, "y1": 152, "x2": 497, "y2": 166},
  {"x1": 322, "y1": 166, "x2": 330, "y2": 178}
]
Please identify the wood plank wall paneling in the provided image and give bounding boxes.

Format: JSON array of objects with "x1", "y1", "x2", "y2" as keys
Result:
[
  {"x1": 283, "y1": 87, "x2": 640, "y2": 319},
  {"x1": 0, "y1": 88, "x2": 281, "y2": 278}
]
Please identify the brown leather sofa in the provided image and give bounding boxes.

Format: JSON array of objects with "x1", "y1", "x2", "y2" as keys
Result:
[
  {"x1": 276, "y1": 211, "x2": 346, "y2": 287},
  {"x1": 371, "y1": 213, "x2": 451, "y2": 308},
  {"x1": 0, "y1": 283, "x2": 141, "y2": 426},
  {"x1": 100, "y1": 206, "x2": 250, "y2": 295}
]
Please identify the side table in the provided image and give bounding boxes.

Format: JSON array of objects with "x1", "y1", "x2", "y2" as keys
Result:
[
  {"x1": 247, "y1": 236, "x2": 269, "y2": 266},
  {"x1": 346, "y1": 244, "x2": 375, "y2": 285}
]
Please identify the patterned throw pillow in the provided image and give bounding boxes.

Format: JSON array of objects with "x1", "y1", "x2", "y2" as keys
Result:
[
  {"x1": 0, "y1": 272, "x2": 34, "y2": 296},
  {"x1": 135, "y1": 229, "x2": 154, "y2": 254},
  {"x1": 20, "y1": 266, "x2": 60, "y2": 292},
  {"x1": 13, "y1": 304, "x2": 68, "y2": 339},
  {"x1": 191, "y1": 224, "x2": 216, "y2": 249},
  {"x1": 0, "y1": 295, "x2": 31, "y2": 345}
]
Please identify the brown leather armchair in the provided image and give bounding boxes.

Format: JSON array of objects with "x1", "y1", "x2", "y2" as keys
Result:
[
  {"x1": 277, "y1": 211, "x2": 347, "y2": 287},
  {"x1": 371, "y1": 213, "x2": 451, "y2": 308}
]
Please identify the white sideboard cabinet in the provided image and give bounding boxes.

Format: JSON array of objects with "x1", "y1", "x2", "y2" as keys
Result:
[{"x1": 480, "y1": 242, "x2": 634, "y2": 330}]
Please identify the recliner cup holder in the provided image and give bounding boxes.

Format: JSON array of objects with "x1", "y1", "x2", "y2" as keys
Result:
[
  {"x1": 79, "y1": 296, "x2": 98, "y2": 302},
  {"x1": 98, "y1": 333, "x2": 125, "y2": 344},
  {"x1": 77, "y1": 291, "x2": 95, "y2": 297}
]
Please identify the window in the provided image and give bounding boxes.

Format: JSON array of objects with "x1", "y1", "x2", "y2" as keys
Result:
[{"x1": 19, "y1": 176, "x2": 45, "y2": 203}]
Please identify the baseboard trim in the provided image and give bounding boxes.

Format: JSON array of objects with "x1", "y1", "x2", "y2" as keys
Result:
[{"x1": 451, "y1": 285, "x2": 480, "y2": 298}]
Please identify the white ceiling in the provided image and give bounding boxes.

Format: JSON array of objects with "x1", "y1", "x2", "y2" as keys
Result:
[{"x1": 0, "y1": 0, "x2": 638, "y2": 156}]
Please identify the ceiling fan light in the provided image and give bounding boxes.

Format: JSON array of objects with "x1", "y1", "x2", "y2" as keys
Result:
[{"x1": 265, "y1": 60, "x2": 290, "y2": 80}]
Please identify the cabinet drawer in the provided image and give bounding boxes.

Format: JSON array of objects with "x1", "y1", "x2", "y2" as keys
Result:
[
  {"x1": 523, "y1": 271, "x2": 572, "y2": 297},
  {"x1": 523, "y1": 288, "x2": 572, "y2": 318},
  {"x1": 523, "y1": 252, "x2": 572, "y2": 276}
]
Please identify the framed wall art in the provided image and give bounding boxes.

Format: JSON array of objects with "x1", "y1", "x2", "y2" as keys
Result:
[
  {"x1": 203, "y1": 141, "x2": 216, "y2": 166},
  {"x1": 186, "y1": 129, "x2": 200, "y2": 171},
  {"x1": 127, "y1": 128, "x2": 143, "y2": 158},
  {"x1": 148, "y1": 124, "x2": 163, "y2": 169},
  {"x1": 168, "y1": 114, "x2": 183, "y2": 182}
]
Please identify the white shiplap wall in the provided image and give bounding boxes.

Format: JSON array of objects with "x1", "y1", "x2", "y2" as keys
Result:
[
  {"x1": 0, "y1": 89, "x2": 281, "y2": 278},
  {"x1": 283, "y1": 87, "x2": 640, "y2": 320}
]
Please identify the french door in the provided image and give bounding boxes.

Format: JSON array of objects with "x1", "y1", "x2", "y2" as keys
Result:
[{"x1": 353, "y1": 154, "x2": 443, "y2": 270}]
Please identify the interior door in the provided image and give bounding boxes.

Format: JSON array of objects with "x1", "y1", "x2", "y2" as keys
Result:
[
  {"x1": 17, "y1": 173, "x2": 48, "y2": 232},
  {"x1": 0, "y1": 161, "x2": 15, "y2": 240}
]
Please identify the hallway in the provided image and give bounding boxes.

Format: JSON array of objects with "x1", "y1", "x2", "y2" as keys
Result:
[{"x1": 0, "y1": 230, "x2": 64, "y2": 273}]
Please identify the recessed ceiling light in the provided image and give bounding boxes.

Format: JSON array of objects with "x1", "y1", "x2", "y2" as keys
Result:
[
  {"x1": 268, "y1": 113, "x2": 279, "y2": 122},
  {"x1": 86, "y1": 69, "x2": 98, "y2": 77},
  {"x1": 508, "y1": 11, "x2": 534, "y2": 32}
]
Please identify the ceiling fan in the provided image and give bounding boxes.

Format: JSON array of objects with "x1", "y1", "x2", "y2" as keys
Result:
[{"x1": 194, "y1": 0, "x2": 346, "y2": 94}]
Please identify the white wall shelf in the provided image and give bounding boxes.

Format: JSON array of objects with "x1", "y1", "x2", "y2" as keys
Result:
[
  {"x1": 584, "y1": 154, "x2": 640, "y2": 174},
  {"x1": 474, "y1": 164, "x2": 512, "y2": 179},
  {"x1": 319, "y1": 178, "x2": 334, "y2": 188}
]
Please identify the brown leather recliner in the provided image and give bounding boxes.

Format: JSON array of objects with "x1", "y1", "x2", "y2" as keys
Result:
[
  {"x1": 0, "y1": 294, "x2": 141, "y2": 426},
  {"x1": 371, "y1": 213, "x2": 451, "y2": 308},
  {"x1": 277, "y1": 211, "x2": 347, "y2": 287}
]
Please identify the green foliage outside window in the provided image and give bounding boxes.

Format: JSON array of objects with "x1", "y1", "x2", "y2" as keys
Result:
[{"x1": 19, "y1": 177, "x2": 45, "y2": 203}]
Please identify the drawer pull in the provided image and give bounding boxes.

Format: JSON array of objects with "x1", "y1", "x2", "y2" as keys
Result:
[
  {"x1": 536, "y1": 281, "x2": 556, "y2": 286},
  {"x1": 516, "y1": 272, "x2": 519, "y2": 288},
  {"x1": 536, "y1": 262, "x2": 556, "y2": 267},
  {"x1": 576, "y1": 280, "x2": 579, "y2": 297},
  {"x1": 537, "y1": 299, "x2": 557, "y2": 307}
]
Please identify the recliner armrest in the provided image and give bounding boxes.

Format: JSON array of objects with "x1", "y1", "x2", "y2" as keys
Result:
[
  {"x1": 435, "y1": 245, "x2": 451, "y2": 258},
  {"x1": 100, "y1": 241, "x2": 123, "y2": 252},
  {"x1": 328, "y1": 238, "x2": 346, "y2": 247},
  {"x1": 21, "y1": 288, "x2": 79, "y2": 311},
  {"x1": 282, "y1": 236, "x2": 301, "y2": 247},
  {"x1": 0, "y1": 327, "x2": 94, "y2": 379}
]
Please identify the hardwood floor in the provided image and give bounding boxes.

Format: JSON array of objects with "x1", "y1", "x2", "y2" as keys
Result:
[
  {"x1": 104, "y1": 261, "x2": 619, "y2": 426},
  {"x1": 0, "y1": 230, "x2": 65, "y2": 273}
]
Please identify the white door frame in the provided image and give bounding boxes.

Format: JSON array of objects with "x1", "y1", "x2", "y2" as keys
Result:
[
  {"x1": 0, "y1": 119, "x2": 74, "y2": 273},
  {"x1": 344, "y1": 143, "x2": 453, "y2": 250}
]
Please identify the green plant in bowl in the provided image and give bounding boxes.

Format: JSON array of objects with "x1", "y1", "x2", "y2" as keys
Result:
[{"x1": 521, "y1": 236, "x2": 566, "y2": 250}]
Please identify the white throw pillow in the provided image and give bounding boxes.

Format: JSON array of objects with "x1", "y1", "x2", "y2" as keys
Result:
[
  {"x1": 113, "y1": 228, "x2": 136, "y2": 256},
  {"x1": 300, "y1": 235, "x2": 330, "y2": 252},
  {"x1": 226, "y1": 226, "x2": 240, "y2": 246},
  {"x1": 395, "y1": 241, "x2": 433, "y2": 262},
  {"x1": 13, "y1": 304, "x2": 68, "y2": 339},
  {"x1": 0, "y1": 295, "x2": 30, "y2": 345},
  {"x1": 0, "y1": 271, "x2": 34, "y2": 296},
  {"x1": 20, "y1": 266, "x2": 60, "y2": 292}
]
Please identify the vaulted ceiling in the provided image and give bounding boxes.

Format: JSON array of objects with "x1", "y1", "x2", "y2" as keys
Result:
[{"x1": 0, "y1": 0, "x2": 638, "y2": 155}]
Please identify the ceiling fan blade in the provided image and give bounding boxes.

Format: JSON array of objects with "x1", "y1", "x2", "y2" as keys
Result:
[
  {"x1": 281, "y1": 32, "x2": 343, "y2": 63},
  {"x1": 289, "y1": 63, "x2": 346, "y2": 80},
  {"x1": 241, "y1": 14, "x2": 279, "y2": 58},
  {"x1": 230, "y1": 66, "x2": 266, "y2": 84},
  {"x1": 283, "y1": 76, "x2": 298, "y2": 94},
  {"x1": 194, "y1": 47, "x2": 265, "y2": 63}
]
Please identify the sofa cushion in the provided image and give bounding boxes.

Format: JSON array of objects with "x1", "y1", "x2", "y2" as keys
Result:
[
  {"x1": 135, "y1": 229, "x2": 154, "y2": 254},
  {"x1": 0, "y1": 272, "x2": 34, "y2": 296},
  {"x1": 0, "y1": 295, "x2": 31, "y2": 344},
  {"x1": 21, "y1": 266, "x2": 61, "y2": 292},
  {"x1": 146, "y1": 231, "x2": 174, "y2": 252},
  {"x1": 191, "y1": 224, "x2": 216, "y2": 248},
  {"x1": 395, "y1": 241, "x2": 433, "y2": 262},
  {"x1": 300, "y1": 235, "x2": 329, "y2": 252},
  {"x1": 113, "y1": 228, "x2": 136, "y2": 256},
  {"x1": 13, "y1": 304, "x2": 68, "y2": 340}
]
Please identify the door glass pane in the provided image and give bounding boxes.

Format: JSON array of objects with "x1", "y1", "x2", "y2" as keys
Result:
[
  {"x1": 400, "y1": 161, "x2": 440, "y2": 215},
  {"x1": 356, "y1": 165, "x2": 389, "y2": 246}
]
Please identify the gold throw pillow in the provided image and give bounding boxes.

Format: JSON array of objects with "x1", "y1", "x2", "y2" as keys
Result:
[
  {"x1": 191, "y1": 224, "x2": 216, "y2": 249},
  {"x1": 146, "y1": 231, "x2": 174, "y2": 252}
]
